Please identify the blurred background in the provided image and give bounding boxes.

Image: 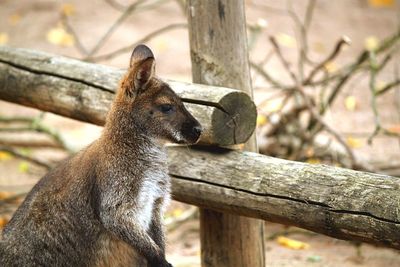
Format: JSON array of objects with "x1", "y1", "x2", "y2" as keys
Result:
[{"x1": 0, "y1": 0, "x2": 399, "y2": 266}]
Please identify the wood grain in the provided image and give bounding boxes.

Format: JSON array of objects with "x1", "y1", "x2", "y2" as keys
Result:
[{"x1": 0, "y1": 46, "x2": 256, "y2": 146}]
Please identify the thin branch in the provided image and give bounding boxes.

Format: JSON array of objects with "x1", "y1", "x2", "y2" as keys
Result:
[
  {"x1": 86, "y1": 23, "x2": 187, "y2": 62},
  {"x1": 104, "y1": 0, "x2": 127, "y2": 12},
  {"x1": 0, "y1": 114, "x2": 72, "y2": 153},
  {"x1": 249, "y1": 60, "x2": 287, "y2": 88},
  {"x1": 86, "y1": 0, "x2": 147, "y2": 57},
  {"x1": 376, "y1": 79, "x2": 400, "y2": 96},
  {"x1": 0, "y1": 145, "x2": 51, "y2": 170},
  {"x1": 269, "y1": 36, "x2": 298, "y2": 84},
  {"x1": 303, "y1": 36, "x2": 351, "y2": 85},
  {"x1": 297, "y1": 0, "x2": 316, "y2": 81},
  {"x1": 61, "y1": 14, "x2": 89, "y2": 55}
]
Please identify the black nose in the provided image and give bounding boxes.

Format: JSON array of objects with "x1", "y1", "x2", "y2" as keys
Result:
[{"x1": 193, "y1": 125, "x2": 202, "y2": 136}]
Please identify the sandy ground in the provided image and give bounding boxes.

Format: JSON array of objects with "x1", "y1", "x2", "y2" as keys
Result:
[{"x1": 0, "y1": 0, "x2": 400, "y2": 266}]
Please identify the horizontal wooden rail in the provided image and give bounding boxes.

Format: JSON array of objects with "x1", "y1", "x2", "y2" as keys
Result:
[
  {"x1": 0, "y1": 47, "x2": 256, "y2": 146},
  {"x1": 0, "y1": 47, "x2": 399, "y2": 249},
  {"x1": 168, "y1": 146, "x2": 400, "y2": 250}
]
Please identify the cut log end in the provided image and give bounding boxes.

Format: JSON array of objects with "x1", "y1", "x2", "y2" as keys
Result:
[{"x1": 211, "y1": 91, "x2": 257, "y2": 146}]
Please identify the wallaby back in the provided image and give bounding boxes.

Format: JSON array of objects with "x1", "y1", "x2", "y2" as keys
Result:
[{"x1": 0, "y1": 44, "x2": 201, "y2": 267}]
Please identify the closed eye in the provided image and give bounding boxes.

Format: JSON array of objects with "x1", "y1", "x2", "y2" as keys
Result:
[{"x1": 159, "y1": 104, "x2": 175, "y2": 114}]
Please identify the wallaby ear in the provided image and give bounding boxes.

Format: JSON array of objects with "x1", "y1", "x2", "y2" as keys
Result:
[{"x1": 129, "y1": 44, "x2": 155, "y2": 95}]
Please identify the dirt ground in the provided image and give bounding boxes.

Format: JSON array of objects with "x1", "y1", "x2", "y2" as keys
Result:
[{"x1": 0, "y1": 0, "x2": 400, "y2": 266}]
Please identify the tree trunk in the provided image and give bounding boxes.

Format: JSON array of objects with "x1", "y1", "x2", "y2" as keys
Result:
[{"x1": 187, "y1": 1, "x2": 265, "y2": 266}]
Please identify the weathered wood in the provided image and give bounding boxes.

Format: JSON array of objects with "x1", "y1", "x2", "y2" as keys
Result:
[
  {"x1": 0, "y1": 46, "x2": 256, "y2": 146},
  {"x1": 187, "y1": 1, "x2": 265, "y2": 266},
  {"x1": 167, "y1": 146, "x2": 400, "y2": 250},
  {"x1": 0, "y1": 47, "x2": 400, "y2": 250}
]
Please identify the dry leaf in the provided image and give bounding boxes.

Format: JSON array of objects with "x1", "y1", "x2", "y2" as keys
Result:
[
  {"x1": 154, "y1": 37, "x2": 168, "y2": 53},
  {"x1": 9, "y1": 13, "x2": 21, "y2": 25},
  {"x1": 0, "y1": 33, "x2": 9, "y2": 45},
  {"x1": 345, "y1": 96, "x2": 357, "y2": 111},
  {"x1": 18, "y1": 161, "x2": 30, "y2": 173},
  {"x1": 387, "y1": 125, "x2": 400, "y2": 134},
  {"x1": 0, "y1": 151, "x2": 13, "y2": 161},
  {"x1": 257, "y1": 114, "x2": 268, "y2": 126},
  {"x1": 263, "y1": 99, "x2": 283, "y2": 113},
  {"x1": 346, "y1": 137, "x2": 363, "y2": 149},
  {"x1": 62, "y1": 3, "x2": 76, "y2": 16},
  {"x1": 368, "y1": 0, "x2": 395, "y2": 7},
  {"x1": 276, "y1": 33, "x2": 296, "y2": 48},
  {"x1": 256, "y1": 18, "x2": 268, "y2": 28},
  {"x1": 46, "y1": 25, "x2": 75, "y2": 46},
  {"x1": 277, "y1": 236, "x2": 310, "y2": 250},
  {"x1": 324, "y1": 61, "x2": 338, "y2": 73},
  {"x1": 0, "y1": 191, "x2": 12, "y2": 200},
  {"x1": 172, "y1": 208, "x2": 183, "y2": 217},
  {"x1": 312, "y1": 42, "x2": 326, "y2": 54},
  {"x1": 365, "y1": 36, "x2": 380, "y2": 51},
  {"x1": 306, "y1": 158, "x2": 321, "y2": 164},
  {"x1": 0, "y1": 217, "x2": 9, "y2": 228},
  {"x1": 375, "y1": 80, "x2": 387, "y2": 93},
  {"x1": 305, "y1": 147, "x2": 314, "y2": 157}
]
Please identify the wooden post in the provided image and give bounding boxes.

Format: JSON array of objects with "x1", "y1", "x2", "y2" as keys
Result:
[{"x1": 187, "y1": 1, "x2": 265, "y2": 266}]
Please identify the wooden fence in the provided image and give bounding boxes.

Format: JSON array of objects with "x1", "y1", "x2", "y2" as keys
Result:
[{"x1": 0, "y1": 46, "x2": 399, "y2": 251}]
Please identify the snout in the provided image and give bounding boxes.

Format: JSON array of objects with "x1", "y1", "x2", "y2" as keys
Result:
[{"x1": 181, "y1": 121, "x2": 202, "y2": 144}]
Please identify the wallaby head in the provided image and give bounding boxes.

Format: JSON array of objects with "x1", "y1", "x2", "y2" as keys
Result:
[{"x1": 109, "y1": 44, "x2": 202, "y2": 145}]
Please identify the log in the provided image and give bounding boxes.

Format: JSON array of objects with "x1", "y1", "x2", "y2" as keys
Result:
[
  {"x1": 0, "y1": 46, "x2": 256, "y2": 146},
  {"x1": 167, "y1": 146, "x2": 400, "y2": 250},
  {"x1": 1, "y1": 46, "x2": 400, "y2": 250},
  {"x1": 187, "y1": 1, "x2": 265, "y2": 266}
]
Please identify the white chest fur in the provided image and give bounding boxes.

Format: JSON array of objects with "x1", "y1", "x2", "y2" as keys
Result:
[{"x1": 135, "y1": 168, "x2": 170, "y2": 230}]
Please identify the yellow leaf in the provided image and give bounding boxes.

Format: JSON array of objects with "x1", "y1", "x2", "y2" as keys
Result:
[
  {"x1": 264, "y1": 99, "x2": 283, "y2": 113},
  {"x1": 306, "y1": 158, "x2": 321, "y2": 164},
  {"x1": 0, "y1": 191, "x2": 12, "y2": 200},
  {"x1": 312, "y1": 42, "x2": 326, "y2": 54},
  {"x1": 46, "y1": 26, "x2": 75, "y2": 46},
  {"x1": 387, "y1": 125, "x2": 400, "y2": 134},
  {"x1": 346, "y1": 137, "x2": 363, "y2": 149},
  {"x1": 172, "y1": 208, "x2": 183, "y2": 217},
  {"x1": 365, "y1": 36, "x2": 380, "y2": 52},
  {"x1": 9, "y1": 13, "x2": 21, "y2": 25},
  {"x1": 18, "y1": 161, "x2": 30, "y2": 173},
  {"x1": 61, "y1": 3, "x2": 76, "y2": 16},
  {"x1": 277, "y1": 236, "x2": 310, "y2": 250},
  {"x1": 305, "y1": 147, "x2": 314, "y2": 157},
  {"x1": 276, "y1": 33, "x2": 296, "y2": 48},
  {"x1": 0, "y1": 217, "x2": 9, "y2": 228},
  {"x1": 154, "y1": 37, "x2": 168, "y2": 53},
  {"x1": 0, "y1": 151, "x2": 13, "y2": 161},
  {"x1": 257, "y1": 114, "x2": 268, "y2": 126},
  {"x1": 345, "y1": 96, "x2": 357, "y2": 111},
  {"x1": 256, "y1": 18, "x2": 268, "y2": 29},
  {"x1": 368, "y1": 0, "x2": 394, "y2": 7},
  {"x1": 0, "y1": 33, "x2": 9, "y2": 45},
  {"x1": 375, "y1": 80, "x2": 387, "y2": 92},
  {"x1": 324, "y1": 61, "x2": 338, "y2": 73}
]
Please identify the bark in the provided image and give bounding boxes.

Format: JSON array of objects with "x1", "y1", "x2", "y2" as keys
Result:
[
  {"x1": 0, "y1": 46, "x2": 256, "y2": 146},
  {"x1": 167, "y1": 146, "x2": 400, "y2": 250},
  {"x1": 187, "y1": 1, "x2": 265, "y2": 266}
]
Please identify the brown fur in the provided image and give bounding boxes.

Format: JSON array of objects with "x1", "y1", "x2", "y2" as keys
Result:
[{"x1": 0, "y1": 45, "x2": 201, "y2": 267}]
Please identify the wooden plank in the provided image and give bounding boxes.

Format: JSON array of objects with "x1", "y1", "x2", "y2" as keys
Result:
[
  {"x1": 0, "y1": 46, "x2": 256, "y2": 146},
  {"x1": 167, "y1": 146, "x2": 400, "y2": 250},
  {"x1": 187, "y1": 1, "x2": 265, "y2": 266}
]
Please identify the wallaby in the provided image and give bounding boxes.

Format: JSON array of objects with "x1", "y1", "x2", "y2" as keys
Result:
[{"x1": 0, "y1": 44, "x2": 202, "y2": 267}]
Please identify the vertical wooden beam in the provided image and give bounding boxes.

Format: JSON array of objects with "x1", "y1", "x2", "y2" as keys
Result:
[{"x1": 187, "y1": 1, "x2": 265, "y2": 266}]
